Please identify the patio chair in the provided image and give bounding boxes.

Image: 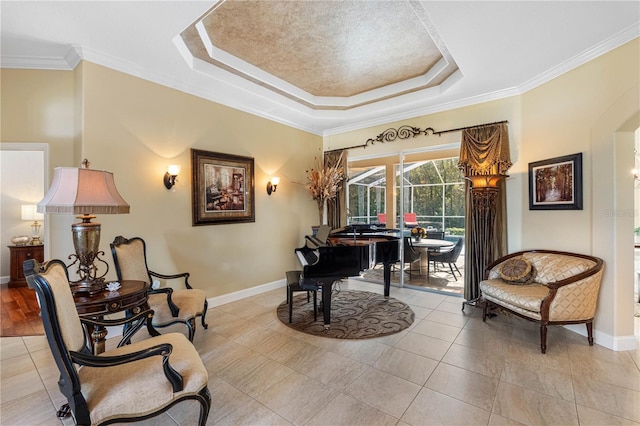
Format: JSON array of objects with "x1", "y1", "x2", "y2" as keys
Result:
[
  {"x1": 403, "y1": 212, "x2": 419, "y2": 227},
  {"x1": 428, "y1": 237, "x2": 464, "y2": 280},
  {"x1": 403, "y1": 237, "x2": 421, "y2": 279}
]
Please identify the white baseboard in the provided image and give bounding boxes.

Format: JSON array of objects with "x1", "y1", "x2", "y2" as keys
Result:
[
  {"x1": 206, "y1": 278, "x2": 285, "y2": 308},
  {"x1": 106, "y1": 279, "x2": 285, "y2": 339},
  {"x1": 564, "y1": 324, "x2": 638, "y2": 351}
]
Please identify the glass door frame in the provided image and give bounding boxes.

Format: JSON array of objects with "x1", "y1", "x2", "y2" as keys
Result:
[{"x1": 346, "y1": 143, "x2": 460, "y2": 291}]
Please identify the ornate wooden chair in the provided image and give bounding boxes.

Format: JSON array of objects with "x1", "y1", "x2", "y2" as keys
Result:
[
  {"x1": 23, "y1": 259, "x2": 211, "y2": 426},
  {"x1": 110, "y1": 236, "x2": 208, "y2": 341}
]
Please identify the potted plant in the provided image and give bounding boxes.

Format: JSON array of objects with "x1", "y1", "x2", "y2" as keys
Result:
[{"x1": 635, "y1": 227, "x2": 640, "y2": 244}]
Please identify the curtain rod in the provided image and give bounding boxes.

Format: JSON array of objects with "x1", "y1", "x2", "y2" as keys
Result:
[{"x1": 325, "y1": 120, "x2": 508, "y2": 153}]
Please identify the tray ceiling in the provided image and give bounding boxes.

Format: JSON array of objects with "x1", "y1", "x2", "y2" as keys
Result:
[
  {"x1": 180, "y1": 1, "x2": 458, "y2": 110},
  {"x1": 1, "y1": 1, "x2": 638, "y2": 135}
]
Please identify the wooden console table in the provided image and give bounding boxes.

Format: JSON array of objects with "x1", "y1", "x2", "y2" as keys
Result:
[
  {"x1": 73, "y1": 280, "x2": 149, "y2": 354},
  {"x1": 8, "y1": 244, "x2": 44, "y2": 287}
]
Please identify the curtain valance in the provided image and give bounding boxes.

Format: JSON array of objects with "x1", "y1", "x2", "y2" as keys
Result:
[{"x1": 459, "y1": 122, "x2": 511, "y2": 177}]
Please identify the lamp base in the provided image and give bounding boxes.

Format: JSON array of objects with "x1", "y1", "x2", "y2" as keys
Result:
[
  {"x1": 67, "y1": 215, "x2": 109, "y2": 297},
  {"x1": 29, "y1": 236, "x2": 43, "y2": 246}
]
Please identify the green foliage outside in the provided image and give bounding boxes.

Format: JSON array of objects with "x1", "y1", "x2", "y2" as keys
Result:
[
  {"x1": 347, "y1": 158, "x2": 466, "y2": 233},
  {"x1": 447, "y1": 227, "x2": 465, "y2": 236}
]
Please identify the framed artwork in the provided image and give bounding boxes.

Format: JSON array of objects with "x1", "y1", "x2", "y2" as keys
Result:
[
  {"x1": 529, "y1": 152, "x2": 582, "y2": 210},
  {"x1": 191, "y1": 149, "x2": 255, "y2": 225}
]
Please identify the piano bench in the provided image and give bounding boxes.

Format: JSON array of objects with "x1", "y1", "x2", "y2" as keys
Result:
[{"x1": 286, "y1": 270, "x2": 317, "y2": 323}]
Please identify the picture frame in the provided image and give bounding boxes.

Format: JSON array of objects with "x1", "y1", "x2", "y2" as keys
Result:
[
  {"x1": 529, "y1": 152, "x2": 582, "y2": 210},
  {"x1": 191, "y1": 149, "x2": 255, "y2": 225}
]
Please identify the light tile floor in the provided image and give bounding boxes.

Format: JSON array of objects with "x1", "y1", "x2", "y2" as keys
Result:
[{"x1": 1, "y1": 279, "x2": 639, "y2": 425}]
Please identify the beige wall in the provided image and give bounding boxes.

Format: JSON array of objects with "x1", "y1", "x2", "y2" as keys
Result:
[
  {"x1": 1, "y1": 69, "x2": 75, "y2": 278},
  {"x1": 1, "y1": 38, "x2": 638, "y2": 348},
  {"x1": 1, "y1": 63, "x2": 323, "y2": 297}
]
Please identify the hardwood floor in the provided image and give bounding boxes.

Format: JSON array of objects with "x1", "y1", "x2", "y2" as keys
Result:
[{"x1": 0, "y1": 285, "x2": 43, "y2": 336}]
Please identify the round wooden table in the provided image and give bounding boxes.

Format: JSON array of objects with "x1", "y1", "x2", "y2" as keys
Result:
[
  {"x1": 411, "y1": 238, "x2": 455, "y2": 276},
  {"x1": 74, "y1": 280, "x2": 149, "y2": 354}
]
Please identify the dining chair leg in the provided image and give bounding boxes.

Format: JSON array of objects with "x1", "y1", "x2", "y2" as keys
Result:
[{"x1": 449, "y1": 263, "x2": 457, "y2": 279}]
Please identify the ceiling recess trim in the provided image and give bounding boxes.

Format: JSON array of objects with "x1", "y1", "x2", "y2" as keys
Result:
[{"x1": 184, "y1": 0, "x2": 461, "y2": 111}]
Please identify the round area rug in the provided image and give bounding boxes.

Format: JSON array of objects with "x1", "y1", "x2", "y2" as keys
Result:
[{"x1": 277, "y1": 289, "x2": 414, "y2": 339}]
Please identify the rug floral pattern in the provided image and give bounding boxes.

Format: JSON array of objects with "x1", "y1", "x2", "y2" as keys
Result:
[{"x1": 277, "y1": 289, "x2": 414, "y2": 339}]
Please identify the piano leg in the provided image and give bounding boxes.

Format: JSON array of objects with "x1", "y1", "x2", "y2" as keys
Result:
[
  {"x1": 383, "y1": 263, "x2": 392, "y2": 299},
  {"x1": 319, "y1": 280, "x2": 336, "y2": 329}
]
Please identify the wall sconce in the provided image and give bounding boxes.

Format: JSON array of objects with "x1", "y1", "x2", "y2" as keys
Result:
[
  {"x1": 266, "y1": 176, "x2": 280, "y2": 195},
  {"x1": 164, "y1": 165, "x2": 181, "y2": 189},
  {"x1": 467, "y1": 174, "x2": 503, "y2": 189}
]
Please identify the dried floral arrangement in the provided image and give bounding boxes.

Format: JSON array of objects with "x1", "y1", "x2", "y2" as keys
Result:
[{"x1": 305, "y1": 152, "x2": 345, "y2": 222}]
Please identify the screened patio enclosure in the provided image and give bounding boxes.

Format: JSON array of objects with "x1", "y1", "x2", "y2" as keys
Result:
[{"x1": 347, "y1": 157, "x2": 465, "y2": 234}]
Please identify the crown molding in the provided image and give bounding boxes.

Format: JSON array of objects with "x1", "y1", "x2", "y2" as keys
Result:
[
  {"x1": 322, "y1": 84, "x2": 520, "y2": 137},
  {"x1": 518, "y1": 25, "x2": 639, "y2": 94},
  {"x1": 2, "y1": 28, "x2": 637, "y2": 137},
  {"x1": 1, "y1": 54, "x2": 73, "y2": 70}
]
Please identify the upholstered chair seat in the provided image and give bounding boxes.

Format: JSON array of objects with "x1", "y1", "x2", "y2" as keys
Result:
[
  {"x1": 147, "y1": 290, "x2": 207, "y2": 325},
  {"x1": 111, "y1": 236, "x2": 208, "y2": 341},
  {"x1": 23, "y1": 259, "x2": 211, "y2": 426}
]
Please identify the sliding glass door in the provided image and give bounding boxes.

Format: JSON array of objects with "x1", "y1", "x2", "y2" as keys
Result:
[
  {"x1": 346, "y1": 149, "x2": 465, "y2": 295},
  {"x1": 396, "y1": 158, "x2": 465, "y2": 233}
]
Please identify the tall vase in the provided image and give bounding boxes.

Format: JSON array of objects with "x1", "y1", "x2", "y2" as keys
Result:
[
  {"x1": 317, "y1": 198, "x2": 328, "y2": 225},
  {"x1": 322, "y1": 199, "x2": 328, "y2": 225}
]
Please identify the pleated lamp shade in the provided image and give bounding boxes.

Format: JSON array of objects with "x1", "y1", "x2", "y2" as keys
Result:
[{"x1": 38, "y1": 167, "x2": 130, "y2": 215}]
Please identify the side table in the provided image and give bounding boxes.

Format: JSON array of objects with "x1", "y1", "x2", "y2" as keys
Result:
[
  {"x1": 73, "y1": 280, "x2": 150, "y2": 354},
  {"x1": 8, "y1": 244, "x2": 44, "y2": 287}
]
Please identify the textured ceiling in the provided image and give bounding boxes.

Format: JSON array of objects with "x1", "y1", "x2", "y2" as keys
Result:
[
  {"x1": 182, "y1": 0, "x2": 458, "y2": 109},
  {"x1": 1, "y1": 1, "x2": 638, "y2": 134}
]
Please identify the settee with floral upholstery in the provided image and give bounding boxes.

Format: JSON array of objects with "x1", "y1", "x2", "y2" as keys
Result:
[{"x1": 479, "y1": 250, "x2": 604, "y2": 354}]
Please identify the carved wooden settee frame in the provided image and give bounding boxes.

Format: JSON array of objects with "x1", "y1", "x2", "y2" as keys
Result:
[{"x1": 479, "y1": 250, "x2": 604, "y2": 354}]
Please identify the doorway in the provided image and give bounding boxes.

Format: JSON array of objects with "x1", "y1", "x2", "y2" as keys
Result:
[{"x1": 0, "y1": 144, "x2": 48, "y2": 336}]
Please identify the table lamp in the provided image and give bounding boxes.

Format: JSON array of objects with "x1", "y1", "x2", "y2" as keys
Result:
[
  {"x1": 38, "y1": 159, "x2": 130, "y2": 295},
  {"x1": 21, "y1": 204, "x2": 44, "y2": 245}
]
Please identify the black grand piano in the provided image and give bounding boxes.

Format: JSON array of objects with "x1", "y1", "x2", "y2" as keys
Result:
[{"x1": 295, "y1": 225, "x2": 401, "y2": 328}]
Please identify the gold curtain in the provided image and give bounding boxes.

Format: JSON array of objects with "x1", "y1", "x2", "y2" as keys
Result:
[
  {"x1": 324, "y1": 150, "x2": 347, "y2": 229},
  {"x1": 459, "y1": 123, "x2": 511, "y2": 301}
]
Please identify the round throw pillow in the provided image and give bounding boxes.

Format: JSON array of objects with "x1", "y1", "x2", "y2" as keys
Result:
[{"x1": 499, "y1": 258, "x2": 534, "y2": 284}]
